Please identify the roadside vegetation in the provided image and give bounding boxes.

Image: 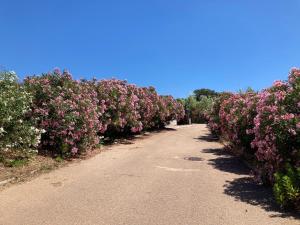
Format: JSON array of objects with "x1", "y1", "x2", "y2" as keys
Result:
[
  {"x1": 177, "y1": 69, "x2": 299, "y2": 211},
  {"x1": 0, "y1": 69, "x2": 184, "y2": 175},
  {"x1": 1, "y1": 67, "x2": 299, "y2": 212},
  {"x1": 177, "y1": 88, "x2": 217, "y2": 124},
  {"x1": 205, "y1": 68, "x2": 300, "y2": 210}
]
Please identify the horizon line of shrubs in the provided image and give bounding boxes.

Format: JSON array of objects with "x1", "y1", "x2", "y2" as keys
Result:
[
  {"x1": 206, "y1": 68, "x2": 300, "y2": 210},
  {"x1": 0, "y1": 68, "x2": 185, "y2": 158}
]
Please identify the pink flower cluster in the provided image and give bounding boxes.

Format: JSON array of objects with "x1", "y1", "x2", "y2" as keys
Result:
[
  {"x1": 207, "y1": 68, "x2": 300, "y2": 184},
  {"x1": 25, "y1": 70, "x2": 184, "y2": 155},
  {"x1": 207, "y1": 92, "x2": 232, "y2": 136},
  {"x1": 250, "y1": 69, "x2": 299, "y2": 183},
  {"x1": 96, "y1": 79, "x2": 184, "y2": 135},
  {"x1": 25, "y1": 70, "x2": 102, "y2": 155},
  {"x1": 219, "y1": 92, "x2": 258, "y2": 152}
]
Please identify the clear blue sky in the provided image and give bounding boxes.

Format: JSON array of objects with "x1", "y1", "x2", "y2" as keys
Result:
[{"x1": 1, "y1": 0, "x2": 299, "y2": 98}]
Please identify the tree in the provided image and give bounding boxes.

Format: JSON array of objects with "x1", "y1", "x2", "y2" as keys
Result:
[{"x1": 193, "y1": 88, "x2": 218, "y2": 101}]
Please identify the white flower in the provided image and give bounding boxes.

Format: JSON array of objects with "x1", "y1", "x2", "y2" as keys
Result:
[{"x1": 0, "y1": 127, "x2": 5, "y2": 134}]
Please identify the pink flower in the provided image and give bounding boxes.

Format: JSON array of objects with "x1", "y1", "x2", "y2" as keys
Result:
[
  {"x1": 71, "y1": 147, "x2": 78, "y2": 154},
  {"x1": 273, "y1": 80, "x2": 285, "y2": 87}
]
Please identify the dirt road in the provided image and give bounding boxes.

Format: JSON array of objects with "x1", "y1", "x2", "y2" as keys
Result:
[{"x1": 0, "y1": 124, "x2": 298, "y2": 225}]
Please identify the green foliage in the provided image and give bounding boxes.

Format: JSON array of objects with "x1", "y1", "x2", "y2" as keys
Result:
[
  {"x1": 55, "y1": 156, "x2": 64, "y2": 162},
  {"x1": 193, "y1": 88, "x2": 218, "y2": 101},
  {"x1": 188, "y1": 96, "x2": 214, "y2": 123},
  {"x1": 273, "y1": 164, "x2": 300, "y2": 208},
  {"x1": 0, "y1": 71, "x2": 43, "y2": 153},
  {"x1": 8, "y1": 158, "x2": 28, "y2": 167},
  {"x1": 0, "y1": 154, "x2": 29, "y2": 167},
  {"x1": 178, "y1": 89, "x2": 217, "y2": 124}
]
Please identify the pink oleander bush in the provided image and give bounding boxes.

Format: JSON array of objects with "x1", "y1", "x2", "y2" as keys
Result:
[
  {"x1": 96, "y1": 79, "x2": 142, "y2": 135},
  {"x1": 250, "y1": 72, "x2": 300, "y2": 181},
  {"x1": 250, "y1": 69, "x2": 300, "y2": 208},
  {"x1": 135, "y1": 86, "x2": 161, "y2": 129},
  {"x1": 22, "y1": 70, "x2": 184, "y2": 155},
  {"x1": 249, "y1": 81, "x2": 291, "y2": 183},
  {"x1": 219, "y1": 92, "x2": 258, "y2": 155},
  {"x1": 159, "y1": 95, "x2": 185, "y2": 125},
  {"x1": 25, "y1": 69, "x2": 102, "y2": 155},
  {"x1": 207, "y1": 92, "x2": 232, "y2": 136},
  {"x1": 173, "y1": 97, "x2": 185, "y2": 122},
  {"x1": 95, "y1": 79, "x2": 184, "y2": 136},
  {"x1": 207, "y1": 68, "x2": 300, "y2": 208}
]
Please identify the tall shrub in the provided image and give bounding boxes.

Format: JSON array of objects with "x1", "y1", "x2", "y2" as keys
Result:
[
  {"x1": 0, "y1": 71, "x2": 42, "y2": 153},
  {"x1": 95, "y1": 79, "x2": 142, "y2": 136},
  {"x1": 250, "y1": 69, "x2": 300, "y2": 207},
  {"x1": 207, "y1": 92, "x2": 232, "y2": 135},
  {"x1": 25, "y1": 69, "x2": 102, "y2": 155},
  {"x1": 135, "y1": 86, "x2": 162, "y2": 129},
  {"x1": 219, "y1": 92, "x2": 258, "y2": 155}
]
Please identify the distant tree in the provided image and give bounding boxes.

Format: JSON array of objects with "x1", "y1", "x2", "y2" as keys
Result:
[
  {"x1": 177, "y1": 95, "x2": 215, "y2": 124},
  {"x1": 193, "y1": 88, "x2": 218, "y2": 101},
  {"x1": 238, "y1": 87, "x2": 256, "y2": 94}
]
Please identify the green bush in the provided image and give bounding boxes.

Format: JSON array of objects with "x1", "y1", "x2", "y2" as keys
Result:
[
  {"x1": 273, "y1": 164, "x2": 300, "y2": 209},
  {"x1": 0, "y1": 71, "x2": 43, "y2": 154},
  {"x1": 178, "y1": 95, "x2": 214, "y2": 124}
]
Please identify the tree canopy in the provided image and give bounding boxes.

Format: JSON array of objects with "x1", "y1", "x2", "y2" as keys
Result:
[{"x1": 193, "y1": 88, "x2": 219, "y2": 101}]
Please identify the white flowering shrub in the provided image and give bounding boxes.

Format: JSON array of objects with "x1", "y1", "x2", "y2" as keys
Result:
[{"x1": 0, "y1": 71, "x2": 43, "y2": 153}]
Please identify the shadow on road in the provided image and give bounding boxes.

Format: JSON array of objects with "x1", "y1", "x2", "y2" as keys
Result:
[
  {"x1": 202, "y1": 147, "x2": 300, "y2": 219},
  {"x1": 224, "y1": 177, "x2": 276, "y2": 209},
  {"x1": 202, "y1": 148, "x2": 232, "y2": 156},
  {"x1": 194, "y1": 134, "x2": 219, "y2": 142},
  {"x1": 224, "y1": 177, "x2": 300, "y2": 219},
  {"x1": 163, "y1": 127, "x2": 177, "y2": 131},
  {"x1": 103, "y1": 127, "x2": 177, "y2": 146},
  {"x1": 202, "y1": 148, "x2": 249, "y2": 175},
  {"x1": 209, "y1": 156, "x2": 250, "y2": 175}
]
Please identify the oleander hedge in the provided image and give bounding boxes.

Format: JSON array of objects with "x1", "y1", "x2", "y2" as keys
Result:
[
  {"x1": 207, "y1": 68, "x2": 300, "y2": 209},
  {"x1": 0, "y1": 69, "x2": 184, "y2": 157}
]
